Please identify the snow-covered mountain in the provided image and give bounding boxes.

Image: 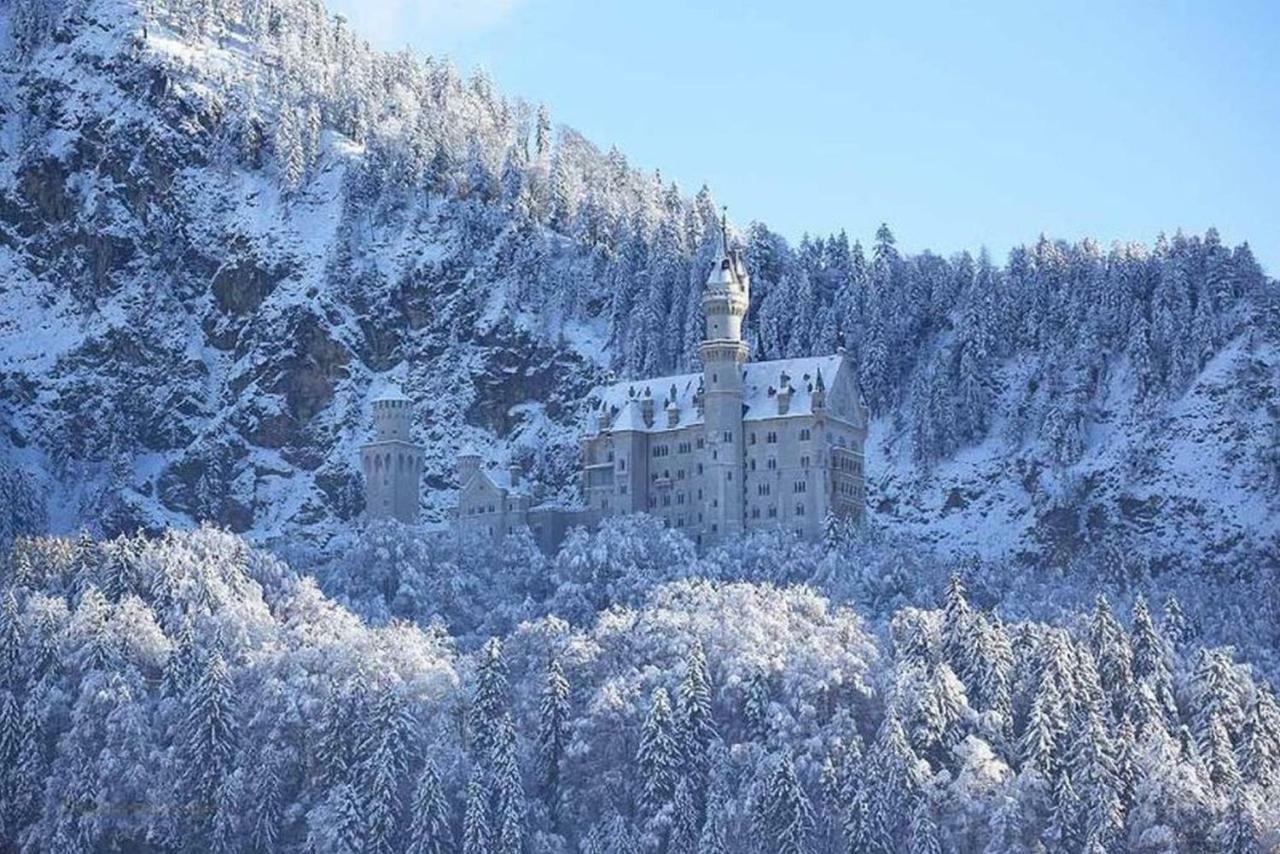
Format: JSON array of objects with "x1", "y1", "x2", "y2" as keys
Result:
[{"x1": 1, "y1": 0, "x2": 1277, "y2": 574}]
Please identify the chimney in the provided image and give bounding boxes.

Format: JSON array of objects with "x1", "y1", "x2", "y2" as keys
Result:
[
  {"x1": 777, "y1": 383, "x2": 793, "y2": 416},
  {"x1": 641, "y1": 386, "x2": 655, "y2": 427},
  {"x1": 508, "y1": 463, "x2": 521, "y2": 487}
]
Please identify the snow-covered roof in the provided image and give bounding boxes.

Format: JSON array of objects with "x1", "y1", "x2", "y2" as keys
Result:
[
  {"x1": 475, "y1": 465, "x2": 534, "y2": 498},
  {"x1": 372, "y1": 383, "x2": 411, "y2": 403},
  {"x1": 587, "y1": 354, "x2": 846, "y2": 435}
]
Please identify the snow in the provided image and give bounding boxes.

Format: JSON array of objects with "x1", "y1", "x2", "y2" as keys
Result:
[{"x1": 587, "y1": 355, "x2": 848, "y2": 435}]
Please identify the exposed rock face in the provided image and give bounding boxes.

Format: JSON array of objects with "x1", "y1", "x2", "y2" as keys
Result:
[{"x1": 0, "y1": 0, "x2": 1276, "y2": 578}]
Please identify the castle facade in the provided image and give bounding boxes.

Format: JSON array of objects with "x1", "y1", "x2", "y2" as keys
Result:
[
  {"x1": 579, "y1": 230, "x2": 867, "y2": 546},
  {"x1": 451, "y1": 225, "x2": 867, "y2": 549}
]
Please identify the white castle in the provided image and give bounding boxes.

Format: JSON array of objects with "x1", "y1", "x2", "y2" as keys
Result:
[{"x1": 448, "y1": 220, "x2": 868, "y2": 549}]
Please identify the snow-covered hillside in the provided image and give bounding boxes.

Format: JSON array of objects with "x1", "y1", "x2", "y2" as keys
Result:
[{"x1": 0, "y1": 0, "x2": 1277, "y2": 577}]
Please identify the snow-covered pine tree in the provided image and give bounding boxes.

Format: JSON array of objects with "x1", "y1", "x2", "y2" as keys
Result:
[
  {"x1": 676, "y1": 640, "x2": 716, "y2": 797},
  {"x1": 462, "y1": 771, "x2": 491, "y2": 854},
  {"x1": 638, "y1": 686, "x2": 680, "y2": 816},
  {"x1": 405, "y1": 759, "x2": 453, "y2": 854},
  {"x1": 1088, "y1": 595, "x2": 1134, "y2": 721},
  {"x1": 492, "y1": 712, "x2": 526, "y2": 854},
  {"x1": 906, "y1": 794, "x2": 942, "y2": 854},
  {"x1": 537, "y1": 655, "x2": 570, "y2": 825},
  {"x1": 184, "y1": 649, "x2": 238, "y2": 830},
  {"x1": 744, "y1": 670, "x2": 771, "y2": 744},
  {"x1": 668, "y1": 775, "x2": 700, "y2": 854},
  {"x1": 1131, "y1": 597, "x2": 1177, "y2": 723},
  {"x1": 766, "y1": 753, "x2": 814, "y2": 854},
  {"x1": 249, "y1": 746, "x2": 284, "y2": 854},
  {"x1": 470, "y1": 636, "x2": 509, "y2": 766}
]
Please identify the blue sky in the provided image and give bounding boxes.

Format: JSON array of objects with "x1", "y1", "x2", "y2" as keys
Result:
[{"x1": 326, "y1": 0, "x2": 1280, "y2": 274}]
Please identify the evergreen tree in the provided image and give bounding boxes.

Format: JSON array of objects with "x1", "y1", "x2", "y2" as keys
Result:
[
  {"x1": 906, "y1": 795, "x2": 942, "y2": 854},
  {"x1": 745, "y1": 670, "x2": 771, "y2": 744},
  {"x1": 184, "y1": 650, "x2": 239, "y2": 825},
  {"x1": 697, "y1": 774, "x2": 729, "y2": 854},
  {"x1": 537, "y1": 656, "x2": 570, "y2": 825},
  {"x1": 492, "y1": 713, "x2": 526, "y2": 854},
  {"x1": 249, "y1": 747, "x2": 283, "y2": 853},
  {"x1": 462, "y1": 772, "x2": 491, "y2": 854},
  {"x1": 668, "y1": 775, "x2": 700, "y2": 854},
  {"x1": 676, "y1": 640, "x2": 717, "y2": 796},
  {"x1": 471, "y1": 637, "x2": 509, "y2": 766},
  {"x1": 406, "y1": 759, "x2": 453, "y2": 854},
  {"x1": 770, "y1": 754, "x2": 814, "y2": 854},
  {"x1": 637, "y1": 686, "x2": 680, "y2": 815}
]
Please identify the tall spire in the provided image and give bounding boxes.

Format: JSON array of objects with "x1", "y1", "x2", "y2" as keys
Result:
[{"x1": 720, "y1": 205, "x2": 729, "y2": 255}]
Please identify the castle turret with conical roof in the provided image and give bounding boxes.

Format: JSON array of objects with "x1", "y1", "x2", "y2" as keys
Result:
[{"x1": 698, "y1": 210, "x2": 751, "y2": 543}]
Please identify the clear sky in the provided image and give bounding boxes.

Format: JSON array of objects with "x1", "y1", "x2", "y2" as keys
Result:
[{"x1": 325, "y1": 0, "x2": 1280, "y2": 275}]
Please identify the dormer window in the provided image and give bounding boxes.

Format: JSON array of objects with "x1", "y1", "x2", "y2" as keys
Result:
[{"x1": 721, "y1": 258, "x2": 731, "y2": 270}]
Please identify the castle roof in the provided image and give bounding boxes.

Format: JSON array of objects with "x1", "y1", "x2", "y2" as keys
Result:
[{"x1": 586, "y1": 354, "x2": 849, "y2": 436}]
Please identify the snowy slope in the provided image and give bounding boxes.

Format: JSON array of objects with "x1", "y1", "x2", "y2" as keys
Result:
[{"x1": 0, "y1": 0, "x2": 1276, "y2": 579}]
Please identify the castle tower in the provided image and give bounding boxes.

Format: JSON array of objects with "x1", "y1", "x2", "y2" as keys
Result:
[
  {"x1": 698, "y1": 212, "x2": 750, "y2": 542},
  {"x1": 361, "y1": 383, "x2": 423, "y2": 523}
]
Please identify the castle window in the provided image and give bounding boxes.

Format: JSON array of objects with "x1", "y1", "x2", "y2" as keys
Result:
[
  {"x1": 697, "y1": 438, "x2": 705, "y2": 449},
  {"x1": 608, "y1": 450, "x2": 615, "y2": 461},
  {"x1": 757, "y1": 484, "x2": 770, "y2": 496},
  {"x1": 697, "y1": 464, "x2": 704, "y2": 475},
  {"x1": 767, "y1": 458, "x2": 777, "y2": 471},
  {"x1": 751, "y1": 506, "x2": 761, "y2": 519},
  {"x1": 768, "y1": 506, "x2": 778, "y2": 518},
  {"x1": 725, "y1": 472, "x2": 733, "y2": 482},
  {"x1": 766, "y1": 431, "x2": 778, "y2": 444},
  {"x1": 795, "y1": 504, "x2": 805, "y2": 516},
  {"x1": 795, "y1": 481, "x2": 807, "y2": 494},
  {"x1": 749, "y1": 433, "x2": 757, "y2": 445},
  {"x1": 677, "y1": 469, "x2": 686, "y2": 480},
  {"x1": 619, "y1": 459, "x2": 626, "y2": 471},
  {"x1": 662, "y1": 495, "x2": 671, "y2": 507},
  {"x1": 800, "y1": 428, "x2": 811, "y2": 441},
  {"x1": 723, "y1": 431, "x2": 732, "y2": 444},
  {"x1": 801, "y1": 455, "x2": 811, "y2": 468},
  {"x1": 749, "y1": 459, "x2": 756, "y2": 471},
  {"x1": 697, "y1": 489, "x2": 703, "y2": 500},
  {"x1": 677, "y1": 493, "x2": 685, "y2": 505},
  {"x1": 619, "y1": 485, "x2": 628, "y2": 495}
]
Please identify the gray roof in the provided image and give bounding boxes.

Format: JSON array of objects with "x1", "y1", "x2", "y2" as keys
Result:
[{"x1": 587, "y1": 354, "x2": 846, "y2": 436}]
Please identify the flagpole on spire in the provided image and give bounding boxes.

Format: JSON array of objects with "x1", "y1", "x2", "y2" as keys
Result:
[{"x1": 720, "y1": 206, "x2": 729, "y2": 253}]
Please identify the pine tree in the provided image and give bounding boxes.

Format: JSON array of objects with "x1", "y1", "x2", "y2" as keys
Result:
[
  {"x1": 406, "y1": 759, "x2": 453, "y2": 854},
  {"x1": 184, "y1": 650, "x2": 238, "y2": 823},
  {"x1": 638, "y1": 686, "x2": 680, "y2": 815},
  {"x1": 537, "y1": 656, "x2": 570, "y2": 825},
  {"x1": 676, "y1": 640, "x2": 717, "y2": 797},
  {"x1": 1130, "y1": 597, "x2": 1176, "y2": 723},
  {"x1": 697, "y1": 774, "x2": 729, "y2": 854},
  {"x1": 249, "y1": 747, "x2": 283, "y2": 853},
  {"x1": 492, "y1": 713, "x2": 525, "y2": 854},
  {"x1": 941, "y1": 574, "x2": 973, "y2": 679},
  {"x1": 668, "y1": 775, "x2": 700, "y2": 854},
  {"x1": 745, "y1": 670, "x2": 771, "y2": 744},
  {"x1": 1218, "y1": 783, "x2": 1261, "y2": 854},
  {"x1": 0, "y1": 688, "x2": 26, "y2": 839},
  {"x1": 1241, "y1": 686, "x2": 1280, "y2": 788},
  {"x1": 907, "y1": 795, "x2": 942, "y2": 854},
  {"x1": 768, "y1": 754, "x2": 814, "y2": 854},
  {"x1": 471, "y1": 637, "x2": 509, "y2": 766},
  {"x1": 0, "y1": 589, "x2": 20, "y2": 689},
  {"x1": 462, "y1": 772, "x2": 491, "y2": 854},
  {"x1": 1088, "y1": 595, "x2": 1134, "y2": 721}
]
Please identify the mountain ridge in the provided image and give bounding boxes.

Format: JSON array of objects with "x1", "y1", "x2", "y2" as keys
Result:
[{"x1": 0, "y1": 0, "x2": 1276, "y2": 577}]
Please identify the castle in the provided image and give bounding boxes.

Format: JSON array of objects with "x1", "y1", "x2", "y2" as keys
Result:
[
  {"x1": 360, "y1": 385, "x2": 425, "y2": 524},
  {"x1": 365, "y1": 222, "x2": 868, "y2": 549}
]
